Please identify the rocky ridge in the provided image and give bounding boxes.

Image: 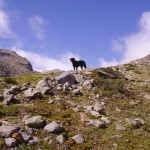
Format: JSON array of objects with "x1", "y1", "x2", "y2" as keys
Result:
[{"x1": 0, "y1": 49, "x2": 33, "y2": 77}]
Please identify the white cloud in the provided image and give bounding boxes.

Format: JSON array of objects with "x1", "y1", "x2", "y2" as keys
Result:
[
  {"x1": 0, "y1": 10, "x2": 16, "y2": 38},
  {"x1": 28, "y1": 15, "x2": 48, "y2": 40},
  {"x1": 13, "y1": 48, "x2": 80, "y2": 71},
  {"x1": 98, "y1": 58, "x2": 119, "y2": 68},
  {"x1": 99, "y1": 11, "x2": 150, "y2": 67}
]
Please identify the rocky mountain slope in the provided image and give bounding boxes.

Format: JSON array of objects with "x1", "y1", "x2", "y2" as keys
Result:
[
  {"x1": 0, "y1": 49, "x2": 33, "y2": 77},
  {"x1": 0, "y1": 54, "x2": 149, "y2": 150}
]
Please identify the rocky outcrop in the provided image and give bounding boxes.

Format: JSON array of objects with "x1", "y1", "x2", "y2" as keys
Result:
[{"x1": 0, "y1": 49, "x2": 33, "y2": 77}]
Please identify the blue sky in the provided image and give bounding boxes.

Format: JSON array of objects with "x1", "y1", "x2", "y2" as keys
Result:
[{"x1": 0, "y1": 0, "x2": 150, "y2": 71}]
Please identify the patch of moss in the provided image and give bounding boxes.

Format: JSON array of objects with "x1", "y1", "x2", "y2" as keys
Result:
[{"x1": 0, "y1": 104, "x2": 20, "y2": 117}]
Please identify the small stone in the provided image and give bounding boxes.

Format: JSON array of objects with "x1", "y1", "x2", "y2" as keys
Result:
[
  {"x1": 22, "y1": 133, "x2": 31, "y2": 142},
  {"x1": 29, "y1": 137, "x2": 39, "y2": 145},
  {"x1": 0, "y1": 125, "x2": 20, "y2": 138},
  {"x1": 116, "y1": 125, "x2": 126, "y2": 131},
  {"x1": 93, "y1": 103, "x2": 103, "y2": 113},
  {"x1": 72, "y1": 134, "x2": 84, "y2": 144},
  {"x1": 134, "y1": 118, "x2": 146, "y2": 126},
  {"x1": 44, "y1": 121, "x2": 62, "y2": 133},
  {"x1": 5, "y1": 137, "x2": 18, "y2": 148},
  {"x1": 83, "y1": 80, "x2": 92, "y2": 90},
  {"x1": 110, "y1": 134, "x2": 123, "y2": 139},
  {"x1": 90, "y1": 110, "x2": 100, "y2": 118},
  {"x1": 80, "y1": 113, "x2": 90, "y2": 123},
  {"x1": 129, "y1": 100, "x2": 138, "y2": 107},
  {"x1": 56, "y1": 135, "x2": 65, "y2": 144},
  {"x1": 55, "y1": 96, "x2": 61, "y2": 101},
  {"x1": 25, "y1": 116, "x2": 46, "y2": 128},
  {"x1": 89, "y1": 119, "x2": 105, "y2": 128},
  {"x1": 125, "y1": 118, "x2": 138, "y2": 128},
  {"x1": 85, "y1": 105, "x2": 93, "y2": 111},
  {"x1": 112, "y1": 143, "x2": 118, "y2": 148},
  {"x1": 101, "y1": 117, "x2": 110, "y2": 124},
  {"x1": 48, "y1": 100, "x2": 54, "y2": 104},
  {"x1": 72, "y1": 89, "x2": 82, "y2": 95}
]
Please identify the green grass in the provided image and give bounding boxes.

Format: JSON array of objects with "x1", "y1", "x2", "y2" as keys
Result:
[{"x1": 0, "y1": 104, "x2": 20, "y2": 117}]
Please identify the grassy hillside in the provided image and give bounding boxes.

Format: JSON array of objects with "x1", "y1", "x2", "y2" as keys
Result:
[{"x1": 0, "y1": 64, "x2": 150, "y2": 150}]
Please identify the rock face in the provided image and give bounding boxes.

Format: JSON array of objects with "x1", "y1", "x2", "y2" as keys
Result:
[{"x1": 0, "y1": 49, "x2": 33, "y2": 77}]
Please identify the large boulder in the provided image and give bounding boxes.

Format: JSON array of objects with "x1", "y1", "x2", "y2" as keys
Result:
[
  {"x1": 24, "y1": 88, "x2": 42, "y2": 99},
  {"x1": 35, "y1": 77, "x2": 53, "y2": 95},
  {"x1": 44, "y1": 121, "x2": 62, "y2": 133},
  {"x1": 0, "y1": 125, "x2": 20, "y2": 138},
  {"x1": 55, "y1": 72, "x2": 76, "y2": 85},
  {"x1": 0, "y1": 49, "x2": 33, "y2": 77},
  {"x1": 3, "y1": 94, "x2": 20, "y2": 106},
  {"x1": 24, "y1": 116, "x2": 46, "y2": 128},
  {"x1": 5, "y1": 137, "x2": 18, "y2": 148}
]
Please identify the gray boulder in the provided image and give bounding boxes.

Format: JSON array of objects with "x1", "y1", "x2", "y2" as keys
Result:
[
  {"x1": 25, "y1": 116, "x2": 46, "y2": 128},
  {"x1": 72, "y1": 134, "x2": 84, "y2": 144},
  {"x1": 24, "y1": 88, "x2": 42, "y2": 99},
  {"x1": 44, "y1": 121, "x2": 62, "y2": 133},
  {"x1": 72, "y1": 89, "x2": 82, "y2": 95},
  {"x1": 55, "y1": 72, "x2": 76, "y2": 85},
  {"x1": 125, "y1": 118, "x2": 138, "y2": 128},
  {"x1": 3, "y1": 94, "x2": 19, "y2": 105},
  {"x1": 28, "y1": 137, "x2": 39, "y2": 145},
  {"x1": 35, "y1": 77, "x2": 53, "y2": 95},
  {"x1": 89, "y1": 119, "x2": 105, "y2": 128},
  {"x1": 56, "y1": 135, "x2": 66, "y2": 144},
  {"x1": 0, "y1": 125, "x2": 20, "y2": 138},
  {"x1": 116, "y1": 125, "x2": 126, "y2": 131},
  {"x1": 83, "y1": 80, "x2": 92, "y2": 90},
  {"x1": 5, "y1": 86, "x2": 20, "y2": 95},
  {"x1": 5, "y1": 137, "x2": 18, "y2": 148}
]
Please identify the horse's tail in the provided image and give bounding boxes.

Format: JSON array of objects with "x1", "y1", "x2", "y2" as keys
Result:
[{"x1": 83, "y1": 61, "x2": 86, "y2": 69}]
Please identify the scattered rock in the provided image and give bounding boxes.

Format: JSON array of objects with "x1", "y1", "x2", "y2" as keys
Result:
[
  {"x1": 134, "y1": 118, "x2": 146, "y2": 126},
  {"x1": 44, "y1": 121, "x2": 62, "y2": 133},
  {"x1": 83, "y1": 80, "x2": 92, "y2": 90},
  {"x1": 85, "y1": 105, "x2": 93, "y2": 111},
  {"x1": 55, "y1": 72, "x2": 76, "y2": 85},
  {"x1": 93, "y1": 103, "x2": 103, "y2": 113},
  {"x1": 48, "y1": 100, "x2": 54, "y2": 104},
  {"x1": 56, "y1": 135, "x2": 66, "y2": 144},
  {"x1": 129, "y1": 100, "x2": 138, "y2": 107},
  {"x1": 116, "y1": 125, "x2": 126, "y2": 131},
  {"x1": 80, "y1": 112, "x2": 90, "y2": 123},
  {"x1": 72, "y1": 134, "x2": 84, "y2": 144},
  {"x1": 28, "y1": 137, "x2": 39, "y2": 145},
  {"x1": 0, "y1": 125, "x2": 20, "y2": 138},
  {"x1": 101, "y1": 117, "x2": 111, "y2": 124},
  {"x1": 22, "y1": 133, "x2": 31, "y2": 142},
  {"x1": 110, "y1": 134, "x2": 123, "y2": 139},
  {"x1": 72, "y1": 89, "x2": 82, "y2": 95},
  {"x1": 35, "y1": 77, "x2": 53, "y2": 95},
  {"x1": 24, "y1": 88, "x2": 42, "y2": 99},
  {"x1": 25, "y1": 116, "x2": 46, "y2": 128},
  {"x1": 90, "y1": 110, "x2": 101, "y2": 118},
  {"x1": 89, "y1": 119, "x2": 105, "y2": 128},
  {"x1": 125, "y1": 118, "x2": 138, "y2": 128},
  {"x1": 3, "y1": 94, "x2": 19, "y2": 105},
  {"x1": 63, "y1": 82, "x2": 70, "y2": 91},
  {"x1": 5, "y1": 137, "x2": 18, "y2": 148}
]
